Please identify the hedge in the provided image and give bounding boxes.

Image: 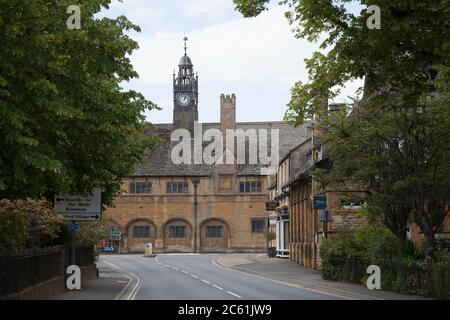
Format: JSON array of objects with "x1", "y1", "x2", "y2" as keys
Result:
[{"x1": 320, "y1": 226, "x2": 450, "y2": 299}]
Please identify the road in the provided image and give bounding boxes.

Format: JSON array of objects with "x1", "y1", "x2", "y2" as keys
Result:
[{"x1": 100, "y1": 254, "x2": 340, "y2": 300}]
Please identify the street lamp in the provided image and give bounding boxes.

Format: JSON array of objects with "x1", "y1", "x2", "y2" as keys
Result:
[
  {"x1": 191, "y1": 177, "x2": 200, "y2": 253},
  {"x1": 319, "y1": 207, "x2": 334, "y2": 239}
]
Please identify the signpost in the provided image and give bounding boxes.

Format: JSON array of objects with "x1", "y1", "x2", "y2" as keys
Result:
[
  {"x1": 313, "y1": 195, "x2": 327, "y2": 210},
  {"x1": 266, "y1": 201, "x2": 278, "y2": 211},
  {"x1": 54, "y1": 188, "x2": 102, "y2": 267},
  {"x1": 110, "y1": 231, "x2": 121, "y2": 237},
  {"x1": 69, "y1": 223, "x2": 80, "y2": 231},
  {"x1": 55, "y1": 188, "x2": 102, "y2": 221}
]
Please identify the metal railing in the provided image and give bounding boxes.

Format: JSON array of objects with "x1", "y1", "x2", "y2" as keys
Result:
[{"x1": 0, "y1": 245, "x2": 94, "y2": 297}]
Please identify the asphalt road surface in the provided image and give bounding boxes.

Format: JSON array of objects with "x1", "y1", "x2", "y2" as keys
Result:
[{"x1": 100, "y1": 254, "x2": 341, "y2": 300}]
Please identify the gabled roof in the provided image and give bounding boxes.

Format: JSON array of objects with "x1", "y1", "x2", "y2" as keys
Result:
[{"x1": 132, "y1": 121, "x2": 310, "y2": 177}]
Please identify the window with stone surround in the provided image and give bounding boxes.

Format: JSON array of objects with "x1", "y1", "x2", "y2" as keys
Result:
[
  {"x1": 133, "y1": 225, "x2": 150, "y2": 238},
  {"x1": 251, "y1": 219, "x2": 265, "y2": 233},
  {"x1": 205, "y1": 226, "x2": 223, "y2": 238},
  {"x1": 239, "y1": 180, "x2": 262, "y2": 193},
  {"x1": 129, "y1": 181, "x2": 152, "y2": 194},
  {"x1": 169, "y1": 225, "x2": 187, "y2": 238},
  {"x1": 166, "y1": 182, "x2": 189, "y2": 194}
]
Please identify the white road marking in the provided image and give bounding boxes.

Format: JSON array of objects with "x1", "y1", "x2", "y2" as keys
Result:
[
  {"x1": 164, "y1": 264, "x2": 170, "y2": 267},
  {"x1": 211, "y1": 258, "x2": 378, "y2": 300},
  {"x1": 213, "y1": 285, "x2": 223, "y2": 290},
  {"x1": 161, "y1": 253, "x2": 201, "y2": 256},
  {"x1": 201, "y1": 279, "x2": 210, "y2": 284},
  {"x1": 182, "y1": 270, "x2": 189, "y2": 274},
  {"x1": 103, "y1": 259, "x2": 141, "y2": 301},
  {"x1": 191, "y1": 275, "x2": 199, "y2": 279},
  {"x1": 227, "y1": 291, "x2": 242, "y2": 298},
  {"x1": 172, "y1": 267, "x2": 179, "y2": 270}
]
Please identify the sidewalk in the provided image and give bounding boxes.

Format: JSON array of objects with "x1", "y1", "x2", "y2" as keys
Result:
[
  {"x1": 215, "y1": 255, "x2": 429, "y2": 300},
  {"x1": 49, "y1": 261, "x2": 130, "y2": 300}
]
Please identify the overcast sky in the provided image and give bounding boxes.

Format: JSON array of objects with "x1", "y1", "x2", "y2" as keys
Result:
[{"x1": 100, "y1": 0, "x2": 363, "y2": 124}]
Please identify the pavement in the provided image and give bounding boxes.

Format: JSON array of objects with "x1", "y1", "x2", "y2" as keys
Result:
[
  {"x1": 50, "y1": 260, "x2": 132, "y2": 300},
  {"x1": 49, "y1": 253, "x2": 428, "y2": 300},
  {"x1": 215, "y1": 255, "x2": 428, "y2": 300}
]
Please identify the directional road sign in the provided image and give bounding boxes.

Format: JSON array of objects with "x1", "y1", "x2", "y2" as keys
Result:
[{"x1": 55, "y1": 188, "x2": 102, "y2": 221}]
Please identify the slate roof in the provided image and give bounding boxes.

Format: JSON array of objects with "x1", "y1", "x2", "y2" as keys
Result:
[{"x1": 132, "y1": 121, "x2": 310, "y2": 177}]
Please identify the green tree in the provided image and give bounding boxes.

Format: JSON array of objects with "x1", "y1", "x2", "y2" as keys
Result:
[
  {"x1": 0, "y1": 0, "x2": 157, "y2": 204},
  {"x1": 0, "y1": 199, "x2": 66, "y2": 255},
  {"x1": 323, "y1": 76, "x2": 450, "y2": 257},
  {"x1": 233, "y1": 1, "x2": 449, "y2": 122},
  {"x1": 75, "y1": 219, "x2": 110, "y2": 246},
  {"x1": 233, "y1": 0, "x2": 450, "y2": 259}
]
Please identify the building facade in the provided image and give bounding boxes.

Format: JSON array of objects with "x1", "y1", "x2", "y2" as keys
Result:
[
  {"x1": 104, "y1": 45, "x2": 309, "y2": 253},
  {"x1": 272, "y1": 102, "x2": 450, "y2": 269}
]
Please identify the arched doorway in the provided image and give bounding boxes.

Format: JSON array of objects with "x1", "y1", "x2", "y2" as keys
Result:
[
  {"x1": 163, "y1": 219, "x2": 193, "y2": 252},
  {"x1": 125, "y1": 218, "x2": 156, "y2": 253},
  {"x1": 200, "y1": 219, "x2": 230, "y2": 252}
]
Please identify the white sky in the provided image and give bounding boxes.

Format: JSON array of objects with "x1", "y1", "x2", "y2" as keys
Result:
[{"x1": 100, "y1": 0, "x2": 363, "y2": 124}]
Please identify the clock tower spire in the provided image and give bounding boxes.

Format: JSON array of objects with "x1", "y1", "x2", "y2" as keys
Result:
[{"x1": 173, "y1": 37, "x2": 199, "y2": 134}]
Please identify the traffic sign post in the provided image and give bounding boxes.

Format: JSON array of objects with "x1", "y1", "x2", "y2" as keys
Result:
[
  {"x1": 109, "y1": 231, "x2": 121, "y2": 237},
  {"x1": 54, "y1": 188, "x2": 102, "y2": 269},
  {"x1": 70, "y1": 220, "x2": 76, "y2": 266},
  {"x1": 69, "y1": 223, "x2": 80, "y2": 231},
  {"x1": 55, "y1": 188, "x2": 102, "y2": 221}
]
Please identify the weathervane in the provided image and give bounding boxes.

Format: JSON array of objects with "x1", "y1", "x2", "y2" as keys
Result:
[{"x1": 183, "y1": 36, "x2": 188, "y2": 55}]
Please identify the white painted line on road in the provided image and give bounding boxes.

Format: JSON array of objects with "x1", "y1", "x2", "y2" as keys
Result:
[
  {"x1": 191, "y1": 275, "x2": 199, "y2": 279},
  {"x1": 172, "y1": 267, "x2": 179, "y2": 270},
  {"x1": 227, "y1": 291, "x2": 242, "y2": 298},
  {"x1": 164, "y1": 264, "x2": 170, "y2": 267},
  {"x1": 182, "y1": 270, "x2": 189, "y2": 274},
  {"x1": 158, "y1": 253, "x2": 202, "y2": 256},
  {"x1": 103, "y1": 259, "x2": 141, "y2": 301},
  {"x1": 211, "y1": 258, "x2": 375, "y2": 300},
  {"x1": 213, "y1": 285, "x2": 223, "y2": 290},
  {"x1": 201, "y1": 279, "x2": 210, "y2": 284},
  {"x1": 129, "y1": 283, "x2": 142, "y2": 300}
]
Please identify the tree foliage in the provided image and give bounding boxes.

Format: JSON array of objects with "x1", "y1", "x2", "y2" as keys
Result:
[
  {"x1": 234, "y1": 0, "x2": 450, "y2": 258},
  {"x1": 0, "y1": 0, "x2": 157, "y2": 204},
  {"x1": 0, "y1": 198, "x2": 66, "y2": 255},
  {"x1": 233, "y1": 0, "x2": 450, "y2": 124},
  {"x1": 323, "y1": 71, "x2": 450, "y2": 257},
  {"x1": 75, "y1": 219, "x2": 110, "y2": 246}
]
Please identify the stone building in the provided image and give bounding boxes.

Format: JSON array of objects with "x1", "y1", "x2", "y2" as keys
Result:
[
  {"x1": 273, "y1": 102, "x2": 450, "y2": 269},
  {"x1": 104, "y1": 43, "x2": 309, "y2": 253},
  {"x1": 269, "y1": 104, "x2": 368, "y2": 269}
]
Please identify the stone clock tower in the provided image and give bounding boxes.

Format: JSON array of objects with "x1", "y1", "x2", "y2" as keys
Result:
[{"x1": 173, "y1": 37, "x2": 199, "y2": 134}]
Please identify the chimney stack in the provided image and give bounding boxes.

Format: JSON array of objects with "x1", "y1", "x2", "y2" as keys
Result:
[{"x1": 220, "y1": 94, "x2": 236, "y2": 147}]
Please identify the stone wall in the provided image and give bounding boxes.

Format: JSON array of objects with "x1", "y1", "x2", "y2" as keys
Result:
[{"x1": 105, "y1": 177, "x2": 268, "y2": 253}]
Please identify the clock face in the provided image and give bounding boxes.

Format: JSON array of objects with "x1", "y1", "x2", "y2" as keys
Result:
[{"x1": 177, "y1": 93, "x2": 191, "y2": 107}]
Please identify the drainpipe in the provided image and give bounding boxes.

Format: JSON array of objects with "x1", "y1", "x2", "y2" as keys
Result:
[{"x1": 191, "y1": 177, "x2": 200, "y2": 253}]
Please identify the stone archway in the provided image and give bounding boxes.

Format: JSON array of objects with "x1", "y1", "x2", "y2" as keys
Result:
[
  {"x1": 163, "y1": 218, "x2": 193, "y2": 253},
  {"x1": 200, "y1": 219, "x2": 230, "y2": 253},
  {"x1": 125, "y1": 218, "x2": 156, "y2": 253}
]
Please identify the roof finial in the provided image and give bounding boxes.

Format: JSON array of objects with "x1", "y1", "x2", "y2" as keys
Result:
[{"x1": 183, "y1": 36, "x2": 188, "y2": 56}]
